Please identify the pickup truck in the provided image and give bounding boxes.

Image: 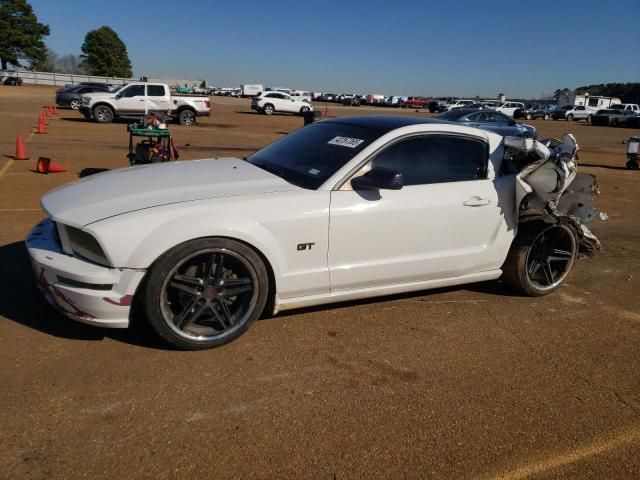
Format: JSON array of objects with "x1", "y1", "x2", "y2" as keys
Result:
[
  {"x1": 79, "y1": 82, "x2": 211, "y2": 126},
  {"x1": 591, "y1": 108, "x2": 638, "y2": 127}
]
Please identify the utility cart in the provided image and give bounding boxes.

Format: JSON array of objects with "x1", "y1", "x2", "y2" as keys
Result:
[{"x1": 127, "y1": 120, "x2": 179, "y2": 165}]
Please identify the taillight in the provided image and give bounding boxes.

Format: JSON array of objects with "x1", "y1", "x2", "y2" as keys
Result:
[{"x1": 204, "y1": 99, "x2": 210, "y2": 108}]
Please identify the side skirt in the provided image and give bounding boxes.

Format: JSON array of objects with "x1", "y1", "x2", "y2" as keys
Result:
[{"x1": 274, "y1": 269, "x2": 502, "y2": 313}]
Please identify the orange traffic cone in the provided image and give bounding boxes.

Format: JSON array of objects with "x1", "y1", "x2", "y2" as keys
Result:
[
  {"x1": 36, "y1": 157, "x2": 50, "y2": 173},
  {"x1": 37, "y1": 117, "x2": 46, "y2": 134},
  {"x1": 42, "y1": 111, "x2": 49, "y2": 125},
  {"x1": 48, "y1": 162, "x2": 67, "y2": 173},
  {"x1": 14, "y1": 134, "x2": 29, "y2": 160}
]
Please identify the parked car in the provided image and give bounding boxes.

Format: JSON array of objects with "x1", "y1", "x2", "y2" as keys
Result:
[
  {"x1": 3, "y1": 76, "x2": 23, "y2": 86},
  {"x1": 435, "y1": 108, "x2": 537, "y2": 138},
  {"x1": 403, "y1": 97, "x2": 429, "y2": 109},
  {"x1": 564, "y1": 105, "x2": 597, "y2": 122},
  {"x1": 290, "y1": 90, "x2": 312, "y2": 103},
  {"x1": 79, "y1": 82, "x2": 211, "y2": 126},
  {"x1": 609, "y1": 103, "x2": 640, "y2": 113},
  {"x1": 494, "y1": 102, "x2": 526, "y2": 118},
  {"x1": 514, "y1": 104, "x2": 552, "y2": 120},
  {"x1": 342, "y1": 96, "x2": 361, "y2": 106},
  {"x1": 26, "y1": 116, "x2": 600, "y2": 349},
  {"x1": 590, "y1": 109, "x2": 637, "y2": 127},
  {"x1": 551, "y1": 105, "x2": 574, "y2": 120},
  {"x1": 56, "y1": 84, "x2": 110, "y2": 110},
  {"x1": 428, "y1": 100, "x2": 448, "y2": 113},
  {"x1": 386, "y1": 96, "x2": 406, "y2": 107},
  {"x1": 251, "y1": 91, "x2": 313, "y2": 115},
  {"x1": 625, "y1": 114, "x2": 640, "y2": 129},
  {"x1": 444, "y1": 99, "x2": 476, "y2": 110}
]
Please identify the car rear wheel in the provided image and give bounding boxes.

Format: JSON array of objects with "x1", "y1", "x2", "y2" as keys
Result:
[
  {"x1": 502, "y1": 222, "x2": 577, "y2": 296},
  {"x1": 263, "y1": 104, "x2": 274, "y2": 115},
  {"x1": 93, "y1": 105, "x2": 114, "y2": 123},
  {"x1": 587, "y1": 114, "x2": 592, "y2": 124},
  {"x1": 300, "y1": 106, "x2": 310, "y2": 114},
  {"x1": 567, "y1": 114, "x2": 573, "y2": 121},
  {"x1": 543, "y1": 114, "x2": 549, "y2": 120},
  {"x1": 143, "y1": 238, "x2": 269, "y2": 350},
  {"x1": 526, "y1": 113, "x2": 532, "y2": 120},
  {"x1": 179, "y1": 109, "x2": 196, "y2": 126},
  {"x1": 70, "y1": 99, "x2": 81, "y2": 110}
]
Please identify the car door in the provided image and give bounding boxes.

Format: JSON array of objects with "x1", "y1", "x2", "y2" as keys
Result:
[
  {"x1": 116, "y1": 84, "x2": 146, "y2": 113},
  {"x1": 146, "y1": 84, "x2": 171, "y2": 114},
  {"x1": 279, "y1": 93, "x2": 297, "y2": 113},
  {"x1": 328, "y1": 134, "x2": 513, "y2": 291}
]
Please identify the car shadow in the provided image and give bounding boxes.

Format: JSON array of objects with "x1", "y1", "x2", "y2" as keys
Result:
[
  {"x1": 0, "y1": 241, "x2": 168, "y2": 350},
  {"x1": 79, "y1": 168, "x2": 110, "y2": 177}
]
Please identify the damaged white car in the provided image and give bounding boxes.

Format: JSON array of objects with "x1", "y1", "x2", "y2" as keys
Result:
[{"x1": 26, "y1": 116, "x2": 604, "y2": 350}]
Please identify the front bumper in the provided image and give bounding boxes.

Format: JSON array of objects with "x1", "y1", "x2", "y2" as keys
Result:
[
  {"x1": 26, "y1": 218, "x2": 146, "y2": 329},
  {"x1": 78, "y1": 106, "x2": 91, "y2": 117}
]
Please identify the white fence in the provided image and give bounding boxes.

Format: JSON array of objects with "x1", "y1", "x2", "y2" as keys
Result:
[{"x1": 1, "y1": 69, "x2": 204, "y2": 88}]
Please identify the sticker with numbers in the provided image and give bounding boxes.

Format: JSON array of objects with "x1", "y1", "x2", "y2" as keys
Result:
[{"x1": 328, "y1": 136, "x2": 365, "y2": 148}]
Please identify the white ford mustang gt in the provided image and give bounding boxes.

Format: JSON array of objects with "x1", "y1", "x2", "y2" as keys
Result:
[{"x1": 26, "y1": 116, "x2": 603, "y2": 349}]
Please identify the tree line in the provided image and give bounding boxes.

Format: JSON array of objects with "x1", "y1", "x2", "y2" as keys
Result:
[{"x1": 0, "y1": 0, "x2": 132, "y2": 77}]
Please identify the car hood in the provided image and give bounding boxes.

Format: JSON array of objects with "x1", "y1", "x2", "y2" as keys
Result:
[{"x1": 41, "y1": 158, "x2": 298, "y2": 227}]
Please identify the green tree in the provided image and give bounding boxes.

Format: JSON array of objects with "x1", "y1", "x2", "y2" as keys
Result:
[
  {"x1": 0, "y1": 0, "x2": 50, "y2": 70},
  {"x1": 80, "y1": 26, "x2": 132, "y2": 77}
]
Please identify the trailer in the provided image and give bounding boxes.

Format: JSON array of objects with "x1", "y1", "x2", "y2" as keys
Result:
[
  {"x1": 557, "y1": 93, "x2": 621, "y2": 109},
  {"x1": 240, "y1": 84, "x2": 264, "y2": 97}
]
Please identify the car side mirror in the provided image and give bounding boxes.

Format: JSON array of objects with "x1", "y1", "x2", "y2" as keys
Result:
[{"x1": 351, "y1": 167, "x2": 404, "y2": 190}]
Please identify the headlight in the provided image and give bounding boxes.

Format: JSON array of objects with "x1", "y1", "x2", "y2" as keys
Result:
[
  {"x1": 82, "y1": 96, "x2": 90, "y2": 104},
  {"x1": 65, "y1": 226, "x2": 110, "y2": 266}
]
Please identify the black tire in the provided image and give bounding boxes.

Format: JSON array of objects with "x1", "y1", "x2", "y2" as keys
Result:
[
  {"x1": 93, "y1": 105, "x2": 114, "y2": 123},
  {"x1": 587, "y1": 114, "x2": 592, "y2": 124},
  {"x1": 567, "y1": 114, "x2": 573, "y2": 121},
  {"x1": 526, "y1": 113, "x2": 532, "y2": 120},
  {"x1": 70, "y1": 99, "x2": 81, "y2": 110},
  {"x1": 142, "y1": 237, "x2": 269, "y2": 350},
  {"x1": 543, "y1": 114, "x2": 549, "y2": 120},
  {"x1": 263, "y1": 103, "x2": 274, "y2": 115},
  {"x1": 179, "y1": 109, "x2": 196, "y2": 126},
  {"x1": 502, "y1": 222, "x2": 577, "y2": 296},
  {"x1": 300, "y1": 106, "x2": 310, "y2": 114}
]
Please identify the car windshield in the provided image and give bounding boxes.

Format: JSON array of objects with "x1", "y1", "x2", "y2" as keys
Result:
[{"x1": 247, "y1": 122, "x2": 380, "y2": 189}]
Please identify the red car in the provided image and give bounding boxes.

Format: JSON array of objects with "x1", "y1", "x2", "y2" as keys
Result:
[{"x1": 402, "y1": 96, "x2": 429, "y2": 109}]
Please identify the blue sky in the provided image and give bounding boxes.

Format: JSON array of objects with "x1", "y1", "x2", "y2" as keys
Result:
[{"x1": 30, "y1": 0, "x2": 640, "y2": 98}]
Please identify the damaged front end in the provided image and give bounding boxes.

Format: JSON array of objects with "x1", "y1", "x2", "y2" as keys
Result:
[{"x1": 502, "y1": 134, "x2": 607, "y2": 256}]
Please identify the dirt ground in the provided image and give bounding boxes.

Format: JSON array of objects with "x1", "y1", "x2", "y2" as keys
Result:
[{"x1": 0, "y1": 85, "x2": 639, "y2": 480}]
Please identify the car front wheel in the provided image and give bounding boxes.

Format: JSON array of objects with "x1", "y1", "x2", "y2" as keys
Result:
[
  {"x1": 142, "y1": 238, "x2": 270, "y2": 350},
  {"x1": 567, "y1": 114, "x2": 574, "y2": 121},
  {"x1": 70, "y1": 99, "x2": 81, "y2": 110},
  {"x1": 263, "y1": 104, "x2": 274, "y2": 115},
  {"x1": 93, "y1": 105, "x2": 114, "y2": 123},
  {"x1": 502, "y1": 222, "x2": 577, "y2": 296}
]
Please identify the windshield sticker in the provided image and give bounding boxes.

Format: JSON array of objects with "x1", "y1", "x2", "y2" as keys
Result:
[
  {"x1": 328, "y1": 136, "x2": 365, "y2": 148},
  {"x1": 308, "y1": 168, "x2": 320, "y2": 175}
]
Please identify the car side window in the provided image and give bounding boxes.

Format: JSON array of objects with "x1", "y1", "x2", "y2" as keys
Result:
[
  {"x1": 120, "y1": 85, "x2": 145, "y2": 98},
  {"x1": 147, "y1": 85, "x2": 165, "y2": 97},
  {"x1": 368, "y1": 135, "x2": 487, "y2": 186}
]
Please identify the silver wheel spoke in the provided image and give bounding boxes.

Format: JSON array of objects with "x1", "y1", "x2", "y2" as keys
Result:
[
  {"x1": 552, "y1": 248, "x2": 573, "y2": 257},
  {"x1": 216, "y1": 299, "x2": 234, "y2": 326}
]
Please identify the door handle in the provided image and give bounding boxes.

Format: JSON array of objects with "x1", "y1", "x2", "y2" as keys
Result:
[{"x1": 463, "y1": 196, "x2": 491, "y2": 207}]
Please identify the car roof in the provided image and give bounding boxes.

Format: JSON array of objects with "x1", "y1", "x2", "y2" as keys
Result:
[{"x1": 323, "y1": 115, "x2": 455, "y2": 132}]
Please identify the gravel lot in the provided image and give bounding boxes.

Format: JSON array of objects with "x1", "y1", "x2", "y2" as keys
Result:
[{"x1": 1, "y1": 85, "x2": 639, "y2": 479}]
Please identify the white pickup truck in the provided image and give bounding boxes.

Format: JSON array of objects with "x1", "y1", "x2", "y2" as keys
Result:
[{"x1": 79, "y1": 82, "x2": 211, "y2": 126}]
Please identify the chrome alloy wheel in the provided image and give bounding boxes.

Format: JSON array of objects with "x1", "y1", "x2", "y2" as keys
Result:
[
  {"x1": 160, "y1": 248, "x2": 258, "y2": 341},
  {"x1": 525, "y1": 224, "x2": 576, "y2": 292}
]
